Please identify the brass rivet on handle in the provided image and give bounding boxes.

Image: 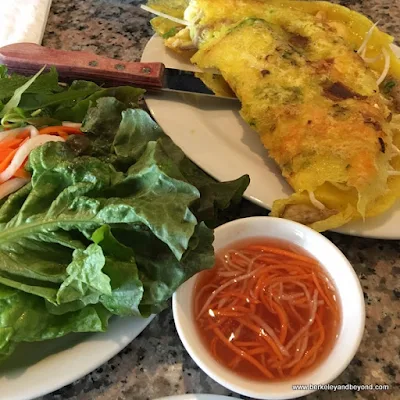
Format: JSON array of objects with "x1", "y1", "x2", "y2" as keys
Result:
[
  {"x1": 88, "y1": 60, "x2": 98, "y2": 67},
  {"x1": 141, "y1": 67, "x2": 152, "y2": 74},
  {"x1": 115, "y1": 64, "x2": 125, "y2": 71}
]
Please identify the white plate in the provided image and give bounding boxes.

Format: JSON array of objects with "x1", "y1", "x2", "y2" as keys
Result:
[
  {"x1": 0, "y1": 315, "x2": 154, "y2": 400},
  {"x1": 142, "y1": 35, "x2": 400, "y2": 240},
  {"x1": 155, "y1": 396, "x2": 238, "y2": 400}
]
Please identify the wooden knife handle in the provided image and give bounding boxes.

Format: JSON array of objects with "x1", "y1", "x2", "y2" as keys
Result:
[{"x1": 0, "y1": 43, "x2": 165, "y2": 88}]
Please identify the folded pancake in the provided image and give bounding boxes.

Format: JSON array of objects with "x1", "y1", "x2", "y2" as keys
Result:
[{"x1": 144, "y1": 0, "x2": 400, "y2": 231}]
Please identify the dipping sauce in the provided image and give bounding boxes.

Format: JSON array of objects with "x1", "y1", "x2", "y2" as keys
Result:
[{"x1": 193, "y1": 238, "x2": 341, "y2": 381}]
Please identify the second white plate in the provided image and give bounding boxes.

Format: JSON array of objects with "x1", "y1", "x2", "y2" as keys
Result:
[
  {"x1": 155, "y1": 396, "x2": 239, "y2": 400},
  {"x1": 142, "y1": 34, "x2": 400, "y2": 240}
]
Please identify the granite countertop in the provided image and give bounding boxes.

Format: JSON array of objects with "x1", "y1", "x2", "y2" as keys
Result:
[{"x1": 38, "y1": 1, "x2": 399, "y2": 399}]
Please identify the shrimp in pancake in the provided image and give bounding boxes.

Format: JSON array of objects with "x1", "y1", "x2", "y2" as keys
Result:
[{"x1": 144, "y1": 0, "x2": 400, "y2": 231}]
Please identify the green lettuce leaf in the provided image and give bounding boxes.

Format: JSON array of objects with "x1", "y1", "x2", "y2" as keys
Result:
[
  {"x1": 0, "y1": 284, "x2": 111, "y2": 363},
  {"x1": 159, "y1": 136, "x2": 250, "y2": 226},
  {"x1": 81, "y1": 97, "x2": 128, "y2": 156},
  {"x1": 0, "y1": 68, "x2": 144, "y2": 129},
  {"x1": 0, "y1": 65, "x2": 8, "y2": 79},
  {"x1": 93, "y1": 225, "x2": 143, "y2": 316},
  {"x1": 57, "y1": 243, "x2": 112, "y2": 305},
  {"x1": 0, "y1": 66, "x2": 46, "y2": 117},
  {"x1": 0, "y1": 66, "x2": 62, "y2": 102},
  {"x1": 53, "y1": 84, "x2": 144, "y2": 122},
  {"x1": 113, "y1": 108, "x2": 164, "y2": 164},
  {"x1": 18, "y1": 86, "x2": 101, "y2": 112},
  {"x1": 0, "y1": 83, "x2": 250, "y2": 364},
  {"x1": 0, "y1": 139, "x2": 199, "y2": 290},
  {"x1": 112, "y1": 221, "x2": 214, "y2": 316}
]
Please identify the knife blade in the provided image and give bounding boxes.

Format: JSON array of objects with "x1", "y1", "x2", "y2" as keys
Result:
[{"x1": 0, "y1": 43, "x2": 235, "y2": 99}]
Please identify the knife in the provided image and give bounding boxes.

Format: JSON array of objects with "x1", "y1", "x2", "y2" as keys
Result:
[{"x1": 0, "y1": 43, "x2": 235, "y2": 99}]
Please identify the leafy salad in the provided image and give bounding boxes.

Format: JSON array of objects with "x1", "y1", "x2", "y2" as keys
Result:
[{"x1": 0, "y1": 66, "x2": 250, "y2": 364}]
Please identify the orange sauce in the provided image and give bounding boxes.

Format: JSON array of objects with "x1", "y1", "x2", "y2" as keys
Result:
[{"x1": 193, "y1": 238, "x2": 341, "y2": 381}]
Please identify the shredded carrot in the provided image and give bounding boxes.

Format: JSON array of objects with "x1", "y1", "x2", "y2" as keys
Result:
[
  {"x1": 216, "y1": 306, "x2": 252, "y2": 314},
  {"x1": 13, "y1": 166, "x2": 30, "y2": 179},
  {"x1": 194, "y1": 241, "x2": 340, "y2": 381},
  {"x1": 211, "y1": 337, "x2": 218, "y2": 360},
  {"x1": 213, "y1": 327, "x2": 275, "y2": 379},
  {"x1": 0, "y1": 134, "x2": 32, "y2": 178},
  {"x1": 246, "y1": 245, "x2": 319, "y2": 264},
  {"x1": 271, "y1": 300, "x2": 289, "y2": 344},
  {"x1": 248, "y1": 347, "x2": 272, "y2": 356},
  {"x1": 229, "y1": 356, "x2": 241, "y2": 369},
  {"x1": 259, "y1": 291, "x2": 275, "y2": 314},
  {"x1": 0, "y1": 130, "x2": 29, "y2": 149},
  {"x1": 290, "y1": 314, "x2": 325, "y2": 376},
  {"x1": 249, "y1": 303, "x2": 257, "y2": 314},
  {"x1": 57, "y1": 130, "x2": 69, "y2": 140},
  {"x1": 233, "y1": 341, "x2": 262, "y2": 347},
  {"x1": 215, "y1": 311, "x2": 245, "y2": 317},
  {"x1": 233, "y1": 317, "x2": 284, "y2": 360},
  {"x1": 203, "y1": 316, "x2": 229, "y2": 332},
  {"x1": 39, "y1": 126, "x2": 82, "y2": 136},
  {"x1": 0, "y1": 137, "x2": 24, "y2": 151},
  {"x1": 312, "y1": 272, "x2": 339, "y2": 317},
  {"x1": 0, "y1": 149, "x2": 11, "y2": 160},
  {"x1": 261, "y1": 353, "x2": 266, "y2": 368},
  {"x1": 292, "y1": 297, "x2": 308, "y2": 305},
  {"x1": 0, "y1": 148, "x2": 18, "y2": 172},
  {"x1": 217, "y1": 291, "x2": 260, "y2": 304}
]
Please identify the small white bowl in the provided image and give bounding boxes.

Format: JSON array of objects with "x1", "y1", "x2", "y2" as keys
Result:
[{"x1": 173, "y1": 217, "x2": 365, "y2": 400}]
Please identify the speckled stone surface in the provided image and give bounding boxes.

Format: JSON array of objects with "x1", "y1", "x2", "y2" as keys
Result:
[
  {"x1": 37, "y1": 1, "x2": 400, "y2": 399},
  {"x1": 41, "y1": 0, "x2": 400, "y2": 61}
]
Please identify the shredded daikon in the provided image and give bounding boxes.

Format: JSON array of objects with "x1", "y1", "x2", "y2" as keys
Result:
[
  {"x1": 361, "y1": 46, "x2": 367, "y2": 59},
  {"x1": 250, "y1": 314, "x2": 290, "y2": 357},
  {"x1": 0, "y1": 178, "x2": 29, "y2": 200},
  {"x1": 0, "y1": 135, "x2": 65, "y2": 183},
  {"x1": 0, "y1": 125, "x2": 39, "y2": 142},
  {"x1": 0, "y1": 127, "x2": 27, "y2": 143},
  {"x1": 377, "y1": 48, "x2": 391, "y2": 85},
  {"x1": 285, "y1": 290, "x2": 318, "y2": 352},
  {"x1": 363, "y1": 52, "x2": 383, "y2": 64},
  {"x1": 28, "y1": 126, "x2": 39, "y2": 137},
  {"x1": 62, "y1": 122, "x2": 82, "y2": 129},
  {"x1": 391, "y1": 144, "x2": 400, "y2": 157},
  {"x1": 140, "y1": 5, "x2": 189, "y2": 26},
  {"x1": 308, "y1": 191, "x2": 326, "y2": 210},
  {"x1": 357, "y1": 21, "x2": 380, "y2": 55}
]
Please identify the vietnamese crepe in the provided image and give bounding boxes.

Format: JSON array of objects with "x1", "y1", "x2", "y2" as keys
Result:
[{"x1": 144, "y1": 0, "x2": 400, "y2": 231}]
